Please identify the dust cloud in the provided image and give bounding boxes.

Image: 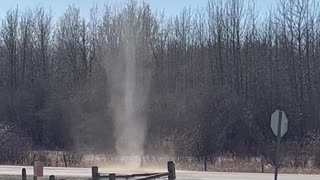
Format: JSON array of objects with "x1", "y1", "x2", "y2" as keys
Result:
[{"x1": 106, "y1": 20, "x2": 150, "y2": 169}]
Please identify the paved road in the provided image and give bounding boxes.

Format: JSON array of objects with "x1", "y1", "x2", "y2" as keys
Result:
[{"x1": 0, "y1": 165, "x2": 320, "y2": 180}]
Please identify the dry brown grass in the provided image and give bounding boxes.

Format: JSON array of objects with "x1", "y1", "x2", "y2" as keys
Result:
[{"x1": 3, "y1": 151, "x2": 320, "y2": 174}]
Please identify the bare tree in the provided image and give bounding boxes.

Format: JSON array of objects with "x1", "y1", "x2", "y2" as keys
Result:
[
  {"x1": 34, "y1": 7, "x2": 52, "y2": 81},
  {"x1": 1, "y1": 9, "x2": 19, "y2": 88}
]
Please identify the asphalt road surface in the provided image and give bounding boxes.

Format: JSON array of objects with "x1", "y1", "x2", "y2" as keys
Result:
[{"x1": 1, "y1": 165, "x2": 320, "y2": 180}]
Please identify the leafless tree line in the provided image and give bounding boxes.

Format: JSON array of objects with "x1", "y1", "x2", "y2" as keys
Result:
[{"x1": 0, "y1": 0, "x2": 320, "y2": 160}]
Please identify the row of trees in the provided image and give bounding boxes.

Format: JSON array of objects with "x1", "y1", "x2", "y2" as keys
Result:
[{"x1": 1, "y1": 0, "x2": 320, "y2": 159}]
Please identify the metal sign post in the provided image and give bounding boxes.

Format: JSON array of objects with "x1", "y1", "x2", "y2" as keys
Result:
[
  {"x1": 270, "y1": 109, "x2": 288, "y2": 180},
  {"x1": 274, "y1": 111, "x2": 282, "y2": 180}
]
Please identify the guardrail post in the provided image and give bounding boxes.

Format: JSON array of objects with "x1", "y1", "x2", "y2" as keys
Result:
[
  {"x1": 49, "y1": 175, "x2": 55, "y2": 180},
  {"x1": 92, "y1": 166, "x2": 99, "y2": 180},
  {"x1": 22, "y1": 168, "x2": 27, "y2": 180},
  {"x1": 168, "y1": 161, "x2": 176, "y2": 180},
  {"x1": 109, "y1": 173, "x2": 116, "y2": 180}
]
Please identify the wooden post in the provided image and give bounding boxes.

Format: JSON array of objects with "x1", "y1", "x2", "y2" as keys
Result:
[
  {"x1": 49, "y1": 175, "x2": 55, "y2": 180},
  {"x1": 261, "y1": 155, "x2": 265, "y2": 173},
  {"x1": 63, "y1": 154, "x2": 68, "y2": 167},
  {"x1": 33, "y1": 154, "x2": 36, "y2": 166},
  {"x1": 22, "y1": 168, "x2": 27, "y2": 180},
  {"x1": 168, "y1": 161, "x2": 176, "y2": 180},
  {"x1": 204, "y1": 156, "x2": 207, "y2": 171},
  {"x1": 33, "y1": 161, "x2": 43, "y2": 180},
  {"x1": 32, "y1": 154, "x2": 37, "y2": 180},
  {"x1": 109, "y1": 173, "x2": 116, "y2": 180},
  {"x1": 140, "y1": 156, "x2": 143, "y2": 168},
  {"x1": 92, "y1": 166, "x2": 99, "y2": 180}
]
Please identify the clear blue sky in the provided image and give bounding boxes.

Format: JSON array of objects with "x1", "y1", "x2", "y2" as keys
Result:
[{"x1": 0, "y1": 0, "x2": 277, "y2": 22}]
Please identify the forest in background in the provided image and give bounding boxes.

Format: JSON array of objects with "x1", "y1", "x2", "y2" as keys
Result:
[{"x1": 1, "y1": 0, "x2": 320, "y2": 166}]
